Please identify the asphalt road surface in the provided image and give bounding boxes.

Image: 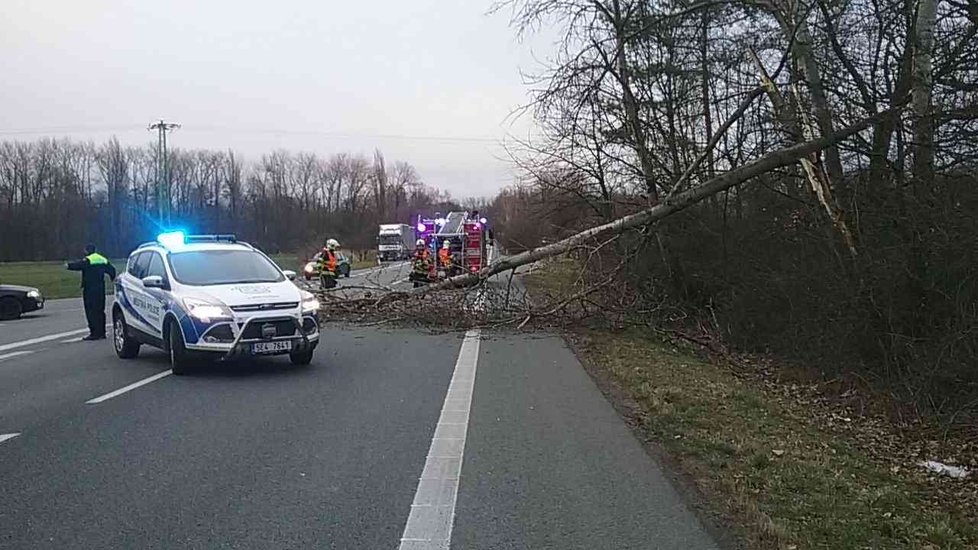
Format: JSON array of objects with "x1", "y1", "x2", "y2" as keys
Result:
[
  {"x1": 1, "y1": 264, "x2": 720, "y2": 549},
  {"x1": 296, "y1": 260, "x2": 414, "y2": 299}
]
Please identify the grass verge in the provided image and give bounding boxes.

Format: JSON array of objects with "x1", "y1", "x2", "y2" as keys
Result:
[
  {"x1": 0, "y1": 260, "x2": 126, "y2": 299},
  {"x1": 524, "y1": 259, "x2": 978, "y2": 549}
]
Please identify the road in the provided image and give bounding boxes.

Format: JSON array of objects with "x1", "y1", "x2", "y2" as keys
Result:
[{"x1": 0, "y1": 264, "x2": 720, "y2": 549}]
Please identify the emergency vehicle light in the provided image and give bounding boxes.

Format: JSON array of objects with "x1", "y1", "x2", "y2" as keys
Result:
[
  {"x1": 186, "y1": 234, "x2": 237, "y2": 243},
  {"x1": 157, "y1": 231, "x2": 186, "y2": 249},
  {"x1": 417, "y1": 223, "x2": 426, "y2": 232}
]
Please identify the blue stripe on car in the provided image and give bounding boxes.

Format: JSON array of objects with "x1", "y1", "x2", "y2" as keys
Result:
[{"x1": 164, "y1": 298, "x2": 203, "y2": 345}]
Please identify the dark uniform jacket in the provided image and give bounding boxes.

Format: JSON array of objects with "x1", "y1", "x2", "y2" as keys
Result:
[{"x1": 67, "y1": 253, "x2": 117, "y2": 291}]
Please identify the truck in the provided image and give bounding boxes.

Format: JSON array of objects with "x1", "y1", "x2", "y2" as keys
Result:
[{"x1": 377, "y1": 224, "x2": 414, "y2": 262}]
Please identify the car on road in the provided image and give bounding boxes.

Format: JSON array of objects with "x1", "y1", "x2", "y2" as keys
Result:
[
  {"x1": 302, "y1": 251, "x2": 351, "y2": 280},
  {"x1": 112, "y1": 232, "x2": 320, "y2": 374},
  {"x1": 0, "y1": 283, "x2": 44, "y2": 320}
]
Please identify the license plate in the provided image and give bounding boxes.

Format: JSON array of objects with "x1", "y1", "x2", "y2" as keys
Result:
[{"x1": 251, "y1": 341, "x2": 292, "y2": 355}]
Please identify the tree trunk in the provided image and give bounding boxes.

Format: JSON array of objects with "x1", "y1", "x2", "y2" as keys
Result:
[
  {"x1": 603, "y1": 0, "x2": 660, "y2": 201},
  {"x1": 792, "y1": 18, "x2": 845, "y2": 182},
  {"x1": 912, "y1": 0, "x2": 939, "y2": 183}
]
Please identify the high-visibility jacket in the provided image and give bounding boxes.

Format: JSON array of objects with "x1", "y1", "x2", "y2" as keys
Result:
[
  {"x1": 412, "y1": 249, "x2": 431, "y2": 273},
  {"x1": 438, "y1": 248, "x2": 451, "y2": 267},
  {"x1": 318, "y1": 249, "x2": 337, "y2": 275}
]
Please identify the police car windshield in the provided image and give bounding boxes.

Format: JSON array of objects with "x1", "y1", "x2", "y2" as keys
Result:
[{"x1": 167, "y1": 250, "x2": 284, "y2": 286}]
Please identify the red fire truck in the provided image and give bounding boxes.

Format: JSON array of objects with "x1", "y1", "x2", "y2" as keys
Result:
[{"x1": 413, "y1": 211, "x2": 489, "y2": 283}]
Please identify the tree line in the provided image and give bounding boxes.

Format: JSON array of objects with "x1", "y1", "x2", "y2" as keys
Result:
[
  {"x1": 0, "y1": 138, "x2": 458, "y2": 261},
  {"x1": 487, "y1": 0, "x2": 978, "y2": 416}
]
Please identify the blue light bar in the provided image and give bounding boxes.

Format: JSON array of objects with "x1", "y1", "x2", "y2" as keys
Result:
[{"x1": 157, "y1": 230, "x2": 186, "y2": 249}]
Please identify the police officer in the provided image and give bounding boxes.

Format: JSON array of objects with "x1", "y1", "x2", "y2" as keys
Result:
[{"x1": 67, "y1": 244, "x2": 117, "y2": 341}]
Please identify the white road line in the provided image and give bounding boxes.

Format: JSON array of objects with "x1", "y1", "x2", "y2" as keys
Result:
[
  {"x1": 0, "y1": 328, "x2": 90, "y2": 353},
  {"x1": 398, "y1": 329, "x2": 481, "y2": 550},
  {"x1": 61, "y1": 337, "x2": 84, "y2": 343},
  {"x1": 351, "y1": 261, "x2": 407, "y2": 279},
  {"x1": 350, "y1": 266, "x2": 384, "y2": 278},
  {"x1": 86, "y1": 370, "x2": 172, "y2": 404},
  {"x1": 0, "y1": 351, "x2": 34, "y2": 362},
  {"x1": 0, "y1": 433, "x2": 21, "y2": 445}
]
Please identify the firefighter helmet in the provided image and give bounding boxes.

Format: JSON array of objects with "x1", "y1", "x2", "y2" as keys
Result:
[
  {"x1": 326, "y1": 238, "x2": 340, "y2": 249},
  {"x1": 416, "y1": 239, "x2": 425, "y2": 247}
]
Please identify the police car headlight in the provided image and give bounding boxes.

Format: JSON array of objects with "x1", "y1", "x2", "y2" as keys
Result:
[
  {"x1": 182, "y1": 297, "x2": 231, "y2": 323},
  {"x1": 300, "y1": 290, "x2": 320, "y2": 313},
  {"x1": 27, "y1": 289, "x2": 41, "y2": 299}
]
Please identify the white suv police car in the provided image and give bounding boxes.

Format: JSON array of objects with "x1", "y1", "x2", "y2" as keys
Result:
[{"x1": 112, "y1": 232, "x2": 320, "y2": 374}]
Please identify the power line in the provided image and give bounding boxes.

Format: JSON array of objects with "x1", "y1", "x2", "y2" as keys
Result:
[
  {"x1": 0, "y1": 125, "x2": 145, "y2": 136},
  {"x1": 0, "y1": 124, "x2": 508, "y2": 144},
  {"x1": 184, "y1": 125, "x2": 502, "y2": 144},
  {"x1": 148, "y1": 120, "x2": 180, "y2": 225}
]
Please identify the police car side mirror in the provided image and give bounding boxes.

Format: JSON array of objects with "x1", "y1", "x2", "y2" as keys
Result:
[
  {"x1": 282, "y1": 270, "x2": 297, "y2": 281},
  {"x1": 142, "y1": 275, "x2": 166, "y2": 289}
]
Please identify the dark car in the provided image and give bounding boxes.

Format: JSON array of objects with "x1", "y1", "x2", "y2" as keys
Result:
[
  {"x1": 0, "y1": 283, "x2": 44, "y2": 320},
  {"x1": 302, "y1": 251, "x2": 352, "y2": 280}
]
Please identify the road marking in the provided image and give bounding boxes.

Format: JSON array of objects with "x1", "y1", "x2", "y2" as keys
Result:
[
  {"x1": 351, "y1": 261, "x2": 407, "y2": 279},
  {"x1": 0, "y1": 433, "x2": 21, "y2": 445},
  {"x1": 399, "y1": 329, "x2": 481, "y2": 550},
  {"x1": 350, "y1": 266, "x2": 385, "y2": 278},
  {"x1": 0, "y1": 328, "x2": 90, "y2": 353},
  {"x1": 0, "y1": 351, "x2": 34, "y2": 362},
  {"x1": 86, "y1": 370, "x2": 172, "y2": 404},
  {"x1": 61, "y1": 338, "x2": 84, "y2": 343}
]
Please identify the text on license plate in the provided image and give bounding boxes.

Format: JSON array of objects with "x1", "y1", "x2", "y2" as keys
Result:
[{"x1": 251, "y1": 341, "x2": 292, "y2": 354}]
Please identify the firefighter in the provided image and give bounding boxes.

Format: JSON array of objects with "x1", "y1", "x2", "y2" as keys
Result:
[
  {"x1": 411, "y1": 238, "x2": 432, "y2": 285},
  {"x1": 66, "y1": 244, "x2": 117, "y2": 341},
  {"x1": 318, "y1": 238, "x2": 340, "y2": 289},
  {"x1": 438, "y1": 240, "x2": 452, "y2": 270}
]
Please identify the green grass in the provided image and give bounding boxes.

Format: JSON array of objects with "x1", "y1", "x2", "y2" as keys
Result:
[
  {"x1": 524, "y1": 259, "x2": 978, "y2": 549},
  {"x1": 0, "y1": 260, "x2": 126, "y2": 299}
]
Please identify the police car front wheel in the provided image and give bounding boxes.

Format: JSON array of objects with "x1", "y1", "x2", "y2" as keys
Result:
[
  {"x1": 289, "y1": 348, "x2": 315, "y2": 366},
  {"x1": 167, "y1": 322, "x2": 193, "y2": 375}
]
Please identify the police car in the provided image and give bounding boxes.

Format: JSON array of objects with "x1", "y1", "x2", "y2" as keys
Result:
[{"x1": 112, "y1": 232, "x2": 320, "y2": 374}]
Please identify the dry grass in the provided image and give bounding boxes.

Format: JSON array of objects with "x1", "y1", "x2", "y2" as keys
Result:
[
  {"x1": 570, "y1": 329, "x2": 978, "y2": 549},
  {"x1": 522, "y1": 258, "x2": 978, "y2": 549}
]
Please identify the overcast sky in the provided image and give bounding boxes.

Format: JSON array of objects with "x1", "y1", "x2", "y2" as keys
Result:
[{"x1": 1, "y1": 0, "x2": 552, "y2": 198}]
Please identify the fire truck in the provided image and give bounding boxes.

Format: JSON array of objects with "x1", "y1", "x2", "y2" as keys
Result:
[{"x1": 413, "y1": 211, "x2": 489, "y2": 283}]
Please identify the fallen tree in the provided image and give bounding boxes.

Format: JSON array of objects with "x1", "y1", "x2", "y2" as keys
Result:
[{"x1": 327, "y1": 106, "x2": 901, "y2": 308}]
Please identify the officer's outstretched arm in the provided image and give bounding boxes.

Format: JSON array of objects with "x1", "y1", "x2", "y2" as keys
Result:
[{"x1": 66, "y1": 258, "x2": 88, "y2": 271}]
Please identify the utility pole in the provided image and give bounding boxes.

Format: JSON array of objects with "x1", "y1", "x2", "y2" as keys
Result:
[{"x1": 148, "y1": 120, "x2": 180, "y2": 224}]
